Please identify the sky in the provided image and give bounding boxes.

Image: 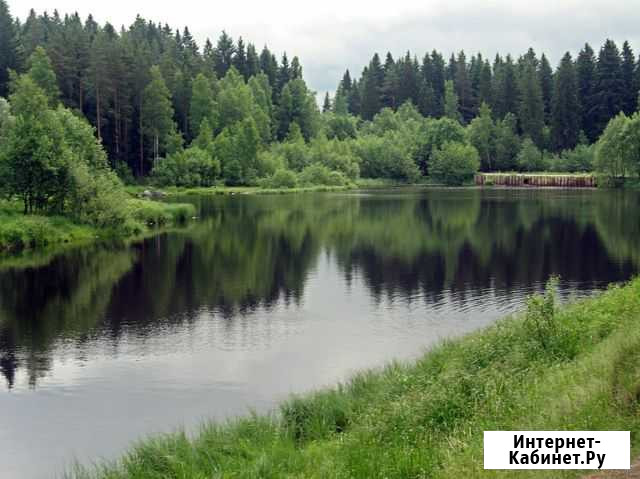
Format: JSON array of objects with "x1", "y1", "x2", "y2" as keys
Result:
[{"x1": 7, "y1": 0, "x2": 640, "y2": 99}]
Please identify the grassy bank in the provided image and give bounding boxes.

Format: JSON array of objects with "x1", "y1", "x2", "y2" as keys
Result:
[
  {"x1": 123, "y1": 179, "x2": 439, "y2": 196},
  {"x1": 0, "y1": 199, "x2": 195, "y2": 253},
  {"x1": 125, "y1": 184, "x2": 359, "y2": 196},
  {"x1": 71, "y1": 278, "x2": 640, "y2": 478}
]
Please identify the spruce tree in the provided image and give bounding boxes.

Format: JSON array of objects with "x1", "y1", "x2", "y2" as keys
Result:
[
  {"x1": 551, "y1": 52, "x2": 580, "y2": 151},
  {"x1": 0, "y1": 0, "x2": 21, "y2": 97},
  {"x1": 360, "y1": 54, "x2": 384, "y2": 120},
  {"x1": 290, "y1": 56, "x2": 302, "y2": 80},
  {"x1": 538, "y1": 54, "x2": 554, "y2": 123},
  {"x1": 380, "y1": 52, "x2": 396, "y2": 109},
  {"x1": 621, "y1": 41, "x2": 636, "y2": 114},
  {"x1": 518, "y1": 61, "x2": 544, "y2": 146},
  {"x1": 233, "y1": 37, "x2": 248, "y2": 79},
  {"x1": 213, "y1": 31, "x2": 235, "y2": 78},
  {"x1": 493, "y1": 55, "x2": 519, "y2": 118},
  {"x1": 592, "y1": 39, "x2": 625, "y2": 135},
  {"x1": 444, "y1": 79, "x2": 461, "y2": 122},
  {"x1": 246, "y1": 43, "x2": 260, "y2": 78},
  {"x1": 322, "y1": 92, "x2": 331, "y2": 112},
  {"x1": 454, "y1": 50, "x2": 474, "y2": 122},
  {"x1": 576, "y1": 43, "x2": 597, "y2": 141},
  {"x1": 430, "y1": 51, "x2": 446, "y2": 117}
]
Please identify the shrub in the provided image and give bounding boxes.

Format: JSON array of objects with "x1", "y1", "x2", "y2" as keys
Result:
[
  {"x1": 127, "y1": 199, "x2": 195, "y2": 226},
  {"x1": 298, "y1": 164, "x2": 349, "y2": 187},
  {"x1": 151, "y1": 147, "x2": 220, "y2": 187},
  {"x1": 69, "y1": 162, "x2": 132, "y2": 229},
  {"x1": 428, "y1": 141, "x2": 480, "y2": 186},
  {"x1": 298, "y1": 164, "x2": 332, "y2": 186},
  {"x1": 323, "y1": 113, "x2": 358, "y2": 140},
  {"x1": 517, "y1": 137, "x2": 547, "y2": 171},
  {"x1": 524, "y1": 276, "x2": 559, "y2": 351},
  {"x1": 308, "y1": 137, "x2": 360, "y2": 180},
  {"x1": 595, "y1": 112, "x2": 639, "y2": 184},
  {"x1": 351, "y1": 134, "x2": 420, "y2": 182},
  {"x1": 263, "y1": 169, "x2": 298, "y2": 189},
  {"x1": 523, "y1": 276, "x2": 578, "y2": 359}
]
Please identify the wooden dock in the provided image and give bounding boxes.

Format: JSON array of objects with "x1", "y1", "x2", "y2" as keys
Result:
[{"x1": 475, "y1": 173, "x2": 597, "y2": 188}]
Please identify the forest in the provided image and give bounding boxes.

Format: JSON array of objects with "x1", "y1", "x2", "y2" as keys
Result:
[{"x1": 1, "y1": 1, "x2": 640, "y2": 220}]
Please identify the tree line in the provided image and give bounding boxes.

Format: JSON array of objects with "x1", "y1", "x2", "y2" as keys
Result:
[
  {"x1": 332, "y1": 40, "x2": 640, "y2": 152},
  {"x1": 0, "y1": 1, "x2": 312, "y2": 177},
  {"x1": 0, "y1": 1, "x2": 638, "y2": 191}
]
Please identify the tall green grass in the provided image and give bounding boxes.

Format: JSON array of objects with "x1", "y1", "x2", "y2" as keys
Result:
[
  {"x1": 70, "y1": 278, "x2": 640, "y2": 478},
  {"x1": 0, "y1": 211, "x2": 94, "y2": 251},
  {"x1": 0, "y1": 198, "x2": 196, "y2": 252}
]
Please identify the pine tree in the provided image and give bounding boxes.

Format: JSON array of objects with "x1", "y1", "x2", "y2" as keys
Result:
[
  {"x1": 592, "y1": 39, "x2": 625, "y2": 135},
  {"x1": 88, "y1": 27, "x2": 112, "y2": 141},
  {"x1": 621, "y1": 41, "x2": 636, "y2": 114},
  {"x1": 20, "y1": 9, "x2": 45, "y2": 58},
  {"x1": 0, "y1": 0, "x2": 21, "y2": 97},
  {"x1": 576, "y1": 43, "x2": 597, "y2": 141},
  {"x1": 551, "y1": 52, "x2": 580, "y2": 151}
]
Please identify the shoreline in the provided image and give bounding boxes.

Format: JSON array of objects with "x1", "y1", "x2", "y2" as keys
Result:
[
  {"x1": 0, "y1": 198, "x2": 196, "y2": 257},
  {"x1": 70, "y1": 277, "x2": 640, "y2": 478}
]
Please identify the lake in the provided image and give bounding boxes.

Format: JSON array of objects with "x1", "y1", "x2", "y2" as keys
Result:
[{"x1": 1, "y1": 187, "x2": 638, "y2": 478}]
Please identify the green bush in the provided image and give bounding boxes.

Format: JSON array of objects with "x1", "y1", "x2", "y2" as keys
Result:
[
  {"x1": 127, "y1": 199, "x2": 196, "y2": 226},
  {"x1": 549, "y1": 144, "x2": 594, "y2": 172},
  {"x1": 351, "y1": 134, "x2": 420, "y2": 182},
  {"x1": 517, "y1": 137, "x2": 547, "y2": 171},
  {"x1": 151, "y1": 147, "x2": 220, "y2": 187},
  {"x1": 298, "y1": 164, "x2": 348, "y2": 186},
  {"x1": 262, "y1": 169, "x2": 298, "y2": 189},
  {"x1": 428, "y1": 141, "x2": 480, "y2": 186},
  {"x1": 69, "y1": 162, "x2": 132, "y2": 229},
  {"x1": 524, "y1": 276, "x2": 579, "y2": 359},
  {"x1": 323, "y1": 113, "x2": 358, "y2": 140},
  {"x1": 0, "y1": 213, "x2": 93, "y2": 251}
]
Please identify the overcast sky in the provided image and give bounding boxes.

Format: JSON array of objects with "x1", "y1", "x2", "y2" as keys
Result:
[{"x1": 7, "y1": 0, "x2": 640, "y2": 99}]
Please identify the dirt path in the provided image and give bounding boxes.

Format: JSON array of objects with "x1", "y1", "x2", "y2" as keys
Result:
[{"x1": 583, "y1": 460, "x2": 640, "y2": 478}]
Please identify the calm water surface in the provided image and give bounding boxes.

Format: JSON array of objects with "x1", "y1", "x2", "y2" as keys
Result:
[{"x1": 1, "y1": 188, "x2": 638, "y2": 478}]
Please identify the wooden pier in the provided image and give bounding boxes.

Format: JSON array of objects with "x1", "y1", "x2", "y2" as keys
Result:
[{"x1": 475, "y1": 173, "x2": 597, "y2": 188}]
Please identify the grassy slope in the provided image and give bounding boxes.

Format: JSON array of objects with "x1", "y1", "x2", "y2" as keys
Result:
[
  {"x1": 72, "y1": 279, "x2": 640, "y2": 479},
  {"x1": 0, "y1": 199, "x2": 195, "y2": 253}
]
